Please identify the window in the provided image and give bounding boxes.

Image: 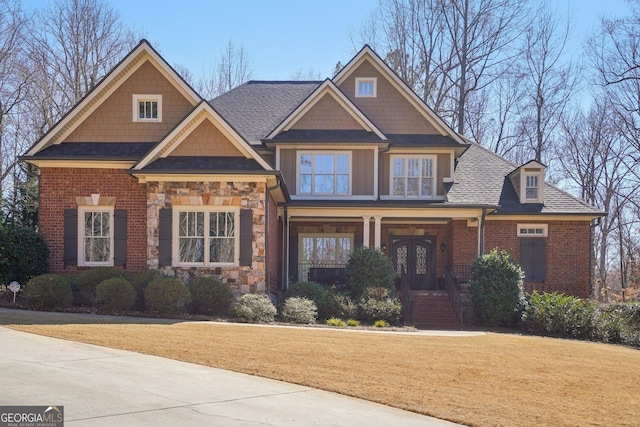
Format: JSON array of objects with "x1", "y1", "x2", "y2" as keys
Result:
[
  {"x1": 299, "y1": 234, "x2": 353, "y2": 283},
  {"x1": 78, "y1": 207, "x2": 113, "y2": 266},
  {"x1": 517, "y1": 224, "x2": 548, "y2": 237},
  {"x1": 525, "y1": 174, "x2": 539, "y2": 200},
  {"x1": 133, "y1": 94, "x2": 162, "y2": 122},
  {"x1": 391, "y1": 155, "x2": 436, "y2": 198},
  {"x1": 173, "y1": 208, "x2": 238, "y2": 266},
  {"x1": 298, "y1": 152, "x2": 351, "y2": 195},
  {"x1": 355, "y1": 77, "x2": 376, "y2": 97}
]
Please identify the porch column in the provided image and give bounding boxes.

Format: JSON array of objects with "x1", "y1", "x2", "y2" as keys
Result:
[
  {"x1": 373, "y1": 215, "x2": 382, "y2": 248},
  {"x1": 362, "y1": 215, "x2": 371, "y2": 248}
]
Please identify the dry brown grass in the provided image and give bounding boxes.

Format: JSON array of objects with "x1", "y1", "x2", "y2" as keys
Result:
[{"x1": 2, "y1": 309, "x2": 639, "y2": 427}]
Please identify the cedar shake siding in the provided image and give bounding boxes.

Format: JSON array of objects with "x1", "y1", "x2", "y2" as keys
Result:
[
  {"x1": 65, "y1": 61, "x2": 194, "y2": 143},
  {"x1": 39, "y1": 168, "x2": 148, "y2": 273},
  {"x1": 290, "y1": 93, "x2": 365, "y2": 130},
  {"x1": 337, "y1": 60, "x2": 439, "y2": 134},
  {"x1": 170, "y1": 120, "x2": 244, "y2": 157}
]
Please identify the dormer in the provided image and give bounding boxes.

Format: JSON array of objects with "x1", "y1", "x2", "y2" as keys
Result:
[{"x1": 508, "y1": 160, "x2": 546, "y2": 204}]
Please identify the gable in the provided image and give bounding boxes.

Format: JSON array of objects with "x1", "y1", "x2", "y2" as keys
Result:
[
  {"x1": 170, "y1": 120, "x2": 244, "y2": 157},
  {"x1": 291, "y1": 93, "x2": 365, "y2": 130},
  {"x1": 65, "y1": 61, "x2": 194, "y2": 143},
  {"x1": 337, "y1": 59, "x2": 439, "y2": 135}
]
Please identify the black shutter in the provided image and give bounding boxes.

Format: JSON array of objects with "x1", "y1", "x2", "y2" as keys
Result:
[
  {"x1": 159, "y1": 208, "x2": 172, "y2": 266},
  {"x1": 520, "y1": 238, "x2": 546, "y2": 282},
  {"x1": 113, "y1": 209, "x2": 127, "y2": 267},
  {"x1": 64, "y1": 209, "x2": 78, "y2": 266},
  {"x1": 239, "y1": 209, "x2": 253, "y2": 266}
]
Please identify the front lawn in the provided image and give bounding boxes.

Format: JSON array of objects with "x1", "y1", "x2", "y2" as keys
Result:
[{"x1": 1, "y1": 309, "x2": 638, "y2": 426}]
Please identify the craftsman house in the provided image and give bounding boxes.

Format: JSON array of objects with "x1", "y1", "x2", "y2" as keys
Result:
[{"x1": 22, "y1": 40, "x2": 603, "y2": 327}]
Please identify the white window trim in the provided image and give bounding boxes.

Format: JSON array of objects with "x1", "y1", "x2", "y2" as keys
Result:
[
  {"x1": 296, "y1": 151, "x2": 352, "y2": 196},
  {"x1": 78, "y1": 206, "x2": 114, "y2": 267},
  {"x1": 517, "y1": 224, "x2": 548, "y2": 237},
  {"x1": 172, "y1": 206, "x2": 240, "y2": 267},
  {"x1": 299, "y1": 233, "x2": 354, "y2": 265},
  {"x1": 355, "y1": 77, "x2": 377, "y2": 98},
  {"x1": 133, "y1": 94, "x2": 162, "y2": 122},
  {"x1": 521, "y1": 171, "x2": 544, "y2": 203},
  {"x1": 389, "y1": 154, "x2": 437, "y2": 199}
]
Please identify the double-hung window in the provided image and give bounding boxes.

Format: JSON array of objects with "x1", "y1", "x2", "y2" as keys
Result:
[
  {"x1": 133, "y1": 94, "x2": 162, "y2": 122},
  {"x1": 298, "y1": 152, "x2": 350, "y2": 195},
  {"x1": 391, "y1": 155, "x2": 436, "y2": 198},
  {"x1": 79, "y1": 207, "x2": 113, "y2": 266},
  {"x1": 174, "y1": 208, "x2": 238, "y2": 266},
  {"x1": 525, "y1": 174, "x2": 539, "y2": 201}
]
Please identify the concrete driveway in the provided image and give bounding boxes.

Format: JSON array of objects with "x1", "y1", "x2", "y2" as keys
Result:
[{"x1": 0, "y1": 326, "x2": 461, "y2": 426}]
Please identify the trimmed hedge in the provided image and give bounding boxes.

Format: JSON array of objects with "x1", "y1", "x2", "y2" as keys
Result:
[
  {"x1": 23, "y1": 274, "x2": 72, "y2": 310},
  {"x1": 131, "y1": 270, "x2": 166, "y2": 311},
  {"x1": 73, "y1": 267, "x2": 128, "y2": 307},
  {"x1": 144, "y1": 277, "x2": 191, "y2": 315},
  {"x1": 188, "y1": 277, "x2": 233, "y2": 316},
  {"x1": 96, "y1": 278, "x2": 136, "y2": 312}
]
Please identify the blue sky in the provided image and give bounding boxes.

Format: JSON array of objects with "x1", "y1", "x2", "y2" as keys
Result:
[{"x1": 29, "y1": 0, "x2": 635, "y2": 80}]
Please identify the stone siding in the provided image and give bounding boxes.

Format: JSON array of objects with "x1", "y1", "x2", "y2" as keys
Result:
[{"x1": 147, "y1": 180, "x2": 267, "y2": 296}]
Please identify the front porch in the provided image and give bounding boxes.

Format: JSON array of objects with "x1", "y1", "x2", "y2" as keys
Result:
[{"x1": 281, "y1": 208, "x2": 487, "y2": 328}]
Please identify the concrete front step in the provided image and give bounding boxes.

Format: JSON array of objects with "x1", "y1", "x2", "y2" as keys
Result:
[{"x1": 410, "y1": 291, "x2": 461, "y2": 329}]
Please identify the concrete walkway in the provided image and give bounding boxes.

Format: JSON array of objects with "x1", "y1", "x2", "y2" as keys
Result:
[{"x1": 0, "y1": 325, "x2": 463, "y2": 426}]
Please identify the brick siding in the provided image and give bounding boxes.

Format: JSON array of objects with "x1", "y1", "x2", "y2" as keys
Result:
[{"x1": 39, "y1": 167, "x2": 148, "y2": 274}]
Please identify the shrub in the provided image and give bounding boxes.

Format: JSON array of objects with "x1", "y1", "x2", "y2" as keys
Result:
[
  {"x1": 285, "y1": 281, "x2": 345, "y2": 320},
  {"x1": 345, "y1": 247, "x2": 396, "y2": 298},
  {"x1": 469, "y1": 248, "x2": 525, "y2": 327},
  {"x1": 22, "y1": 274, "x2": 72, "y2": 310},
  {"x1": 374, "y1": 320, "x2": 390, "y2": 328},
  {"x1": 326, "y1": 317, "x2": 346, "y2": 327},
  {"x1": 234, "y1": 294, "x2": 276, "y2": 323},
  {"x1": 594, "y1": 303, "x2": 640, "y2": 345},
  {"x1": 144, "y1": 277, "x2": 191, "y2": 315},
  {"x1": 346, "y1": 319, "x2": 360, "y2": 327},
  {"x1": 96, "y1": 278, "x2": 136, "y2": 312},
  {"x1": 521, "y1": 291, "x2": 596, "y2": 339},
  {"x1": 282, "y1": 297, "x2": 317, "y2": 324},
  {"x1": 0, "y1": 224, "x2": 48, "y2": 285},
  {"x1": 188, "y1": 277, "x2": 233, "y2": 316},
  {"x1": 73, "y1": 267, "x2": 127, "y2": 307},
  {"x1": 131, "y1": 270, "x2": 165, "y2": 311},
  {"x1": 357, "y1": 296, "x2": 402, "y2": 325}
]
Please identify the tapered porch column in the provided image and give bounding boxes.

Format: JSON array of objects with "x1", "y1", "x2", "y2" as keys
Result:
[
  {"x1": 362, "y1": 215, "x2": 371, "y2": 247},
  {"x1": 373, "y1": 215, "x2": 382, "y2": 248}
]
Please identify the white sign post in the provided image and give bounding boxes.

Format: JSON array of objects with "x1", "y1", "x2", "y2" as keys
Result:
[{"x1": 9, "y1": 281, "x2": 20, "y2": 304}]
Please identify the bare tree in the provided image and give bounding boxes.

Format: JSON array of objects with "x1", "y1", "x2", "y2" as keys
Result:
[
  {"x1": 515, "y1": 2, "x2": 577, "y2": 164},
  {"x1": 557, "y1": 99, "x2": 640, "y2": 298},
  {"x1": 197, "y1": 40, "x2": 253, "y2": 99},
  {"x1": 28, "y1": 0, "x2": 137, "y2": 128},
  {"x1": 356, "y1": 0, "x2": 527, "y2": 137},
  {"x1": 0, "y1": 0, "x2": 29, "y2": 215}
]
